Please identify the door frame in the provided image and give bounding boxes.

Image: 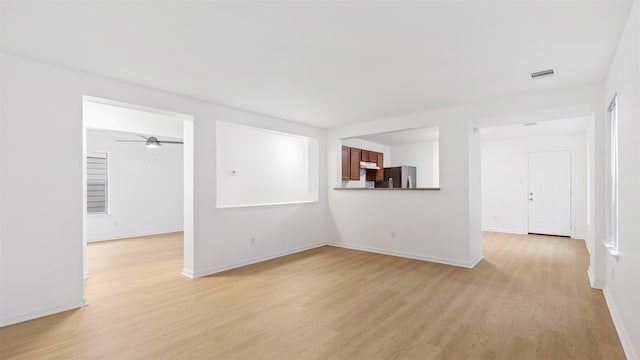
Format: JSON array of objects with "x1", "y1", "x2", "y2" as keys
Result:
[
  {"x1": 82, "y1": 96, "x2": 195, "y2": 282},
  {"x1": 526, "y1": 148, "x2": 574, "y2": 237}
]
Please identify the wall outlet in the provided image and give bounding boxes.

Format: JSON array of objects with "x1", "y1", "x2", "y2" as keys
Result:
[
  {"x1": 251, "y1": 237, "x2": 256, "y2": 245},
  {"x1": 391, "y1": 231, "x2": 396, "y2": 239}
]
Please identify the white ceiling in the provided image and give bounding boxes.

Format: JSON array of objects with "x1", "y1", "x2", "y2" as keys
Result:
[
  {"x1": 84, "y1": 99, "x2": 185, "y2": 139},
  {"x1": 1, "y1": 1, "x2": 632, "y2": 128},
  {"x1": 353, "y1": 126, "x2": 439, "y2": 146},
  {"x1": 86, "y1": 128, "x2": 182, "y2": 143},
  {"x1": 480, "y1": 116, "x2": 590, "y2": 141}
]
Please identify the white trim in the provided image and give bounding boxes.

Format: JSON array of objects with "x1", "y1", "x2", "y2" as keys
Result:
[
  {"x1": 216, "y1": 200, "x2": 319, "y2": 210},
  {"x1": 605, "y1": 245, "x2": 620, "y2": 258},
  {"x1": 601, "y1": 238, "x2": 621, "y2": 258},
  {"x1": 0, "y1": 299, "x2": 87, "y2": 327},
  {"x1": 86, "y1": 150, "x2": 107, "y2": 158},
  {"x1": 605, "y1": 95, "x2": 619, "y2": 253},
  {"x1": 481, "y1": 227, "x2": 527, "y2": 235},
  {"x1": 83, "y1": 271, "x2": 91, "y2": 279},
  {"x1": 87, "y1": 229, "x2": 183, "y2": 243},
  {"x1": 603, "y1": 287, "x2": 637, "y2": 360},
  {"x1": 468, "y1": 254, "x2": 484, "y2": 268},
  {"x1": 181, "y1": 268, "x2": 195, "y2": 279},
  {"x1": 606, "y1": 247, "x2": 620, "y2": 257},
  {"x1": 190, "y1": 242, "x2": 327, "y2": 278},
  {"x1": 481, "y1": 229, "x2": 586, "y2": 239},
  {"x1": 584, "y1": 238, "x2": 591, "y2": 255},
  {"x1": 587, "y1": 267, "x2": 605, "y2": 289},
  {"x1": 84, "y1": 95, "x2": 192, "y2": 119},
  {"x1": 328, "y1": 242, "x2": 483, "y2": 268}
]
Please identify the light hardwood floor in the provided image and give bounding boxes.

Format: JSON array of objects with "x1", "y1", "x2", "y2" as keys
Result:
[{"x1": 0, "y1": 232, "x2": 625, "y2": 359}]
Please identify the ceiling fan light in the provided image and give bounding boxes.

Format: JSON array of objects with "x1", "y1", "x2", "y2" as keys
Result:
[{"x1": 146, "y1": 141, "x2": 159, "y2": 149}]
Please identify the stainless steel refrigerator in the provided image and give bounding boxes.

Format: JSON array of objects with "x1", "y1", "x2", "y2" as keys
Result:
[{"x1": 375, "y1": 166, "x2": 417, "y2": 188}]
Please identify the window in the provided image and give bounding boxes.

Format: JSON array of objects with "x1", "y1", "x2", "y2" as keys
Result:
[
  {"x1": 87, "y1": 151, "x2": 108, "y2": 214},
  {"x1": 605, "y1": 95, "x2": 618, "y2": 252}
]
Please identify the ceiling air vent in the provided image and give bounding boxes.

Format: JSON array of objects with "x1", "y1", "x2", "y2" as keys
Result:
[{"x1": 530, "y1": 69, "x2": 555, "y2": 79}]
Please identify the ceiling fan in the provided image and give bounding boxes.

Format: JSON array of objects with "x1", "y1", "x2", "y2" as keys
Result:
[{"x1": 117, "y1": 135, "x2": 183, "y2": 149}]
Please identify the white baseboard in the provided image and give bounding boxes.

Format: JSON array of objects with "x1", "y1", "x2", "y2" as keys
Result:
[
  {"x1": 468, "y1": 254, "x2": 484, "y2": 268},
  {"x1": 587, "y1": 267, "x2": 605, "y2": 289},
  {"x1": 83, "y1": 271, "x2": 91, "y2": 279},
  {"x1": 0, "y1": 298, "x2": 87, "y2": 327},
  {"x1": 481, "y1": 227, "x2": 526, "y2": 235},
  {"x1": 328, "y1": 242, "x2": 482, "y2": 268},
  {"x1": 181, "y1": 268, "x2": 195, "y2": 278},
  {"x1": 191, "y1": 242, "x2": 327, "y2": 278},
  {"x1": 603, "y1": 287, "x2": 638, "y2": 360},
  {"x1": 584, "y1": 239, "x2": 592, "y2": 255},
  {"x1": 88, "y1": 229, "x2": 183, "y2": 243},
  {"x1": 484, "y1": 228, "x2": 587, "y2": 241}
]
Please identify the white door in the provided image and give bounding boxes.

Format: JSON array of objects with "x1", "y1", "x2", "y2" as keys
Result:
[{"x1": 527, "y1": 151, "x2": 571, "y2": 236}]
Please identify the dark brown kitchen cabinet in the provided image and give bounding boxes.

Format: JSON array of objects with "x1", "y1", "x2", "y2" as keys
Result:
[
  {"x1": 343, "y1": 146, "x2": 382, "y2": 182},
  {"x1": 341, "y1": 146, "x2": 350, "y2": 180},
  {"x1": 361, "y1": 151, "x2": 371, "y2": 162},
  {"x1": 349, "y1": 148, "x2": 361, "y2": 180},
  {"x1": 362, "y1": 150, "x2": 377, "y2": 163},
  {"x1": 376, "y1": 153, "x2": 384, "y2": 181},
  {"x1": 365, "y1": 152, "x2": 384, "y2": 181}
]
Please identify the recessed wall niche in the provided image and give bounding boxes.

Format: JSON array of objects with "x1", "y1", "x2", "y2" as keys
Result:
[{"x1": 216, "y1": 121, "x2": 319, "y2": 208}]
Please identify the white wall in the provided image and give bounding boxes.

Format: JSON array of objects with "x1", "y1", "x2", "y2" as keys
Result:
[
  {"x1": 216, "y1": 121, "x2": 318, "y2": 207},
  {"x1": 328, "y1": 84, "x2": 602, "y2": 269},
  {"x1": 86, "y1": 131, "x2": 183, "y2": 242},
  {"x1": 84, "y1": 100, "x2": 183, "y2": 139},
  {"x1": 586, "y1": 118, "x2": 595, "y2": 253},
  {"x1": 0, "y1": 52, "x2": 628, "y2": 352},
  {"x1": 0, "y1": 54, "x2": 328, "y2": 326},
  {"x1": 389, "y1": 141, "x2": 439, "y2": 188},
  {"x1": 467, "y1": 125, "x2": 482, "y2": 263},
  {"x1": 340, "y1": 138, "x2": 390, "y2": 188},
  {"x1": 601, "y1": 0, "x2": 640, "y2": 358},
  {"x1": 481, "y1": 133, "x2": 587, "y2": 238},
  {"x1": 329, "y1": 113, "x2": 482, "y2": 268}
]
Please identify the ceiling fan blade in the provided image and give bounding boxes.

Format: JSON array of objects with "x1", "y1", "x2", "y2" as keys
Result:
[
  {"x1": 158, "y1": 141, "x2": 184, "y2": 144},
  {"x1": 116, "y1": 140, "x2": 147, "y2": 142},
  {"x1": 138, "y1": 135, "x2": 149, "y2": 140}
]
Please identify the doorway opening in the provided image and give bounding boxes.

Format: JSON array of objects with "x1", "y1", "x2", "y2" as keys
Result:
[
  {"x1": 81, "y1": 96, "x2": 194, "y2": 301},
  {"x1": 479, "y1": 117, "x2": 588, "y2": 239}
]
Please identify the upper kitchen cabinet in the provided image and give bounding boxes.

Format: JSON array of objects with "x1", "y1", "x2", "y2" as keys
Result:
[
  {"x1": 338, "y1": 126, "x2": 440, "y2": 189},
  {"x1": 341, "y1": 146, "x2": 350, "y2": 180},
  {"x1": 342, "y1": 145, "x2": 383, "y2": 182},
  {"x1": 362, "y1": 150, "x2": 376, "y2": 162},
  {"x1": 365, "y1": 152, "x2": 383, "y2": 181},
  {"x1": 376, "y1": 152, "x2": 384, "y2": 181},
  {"x1": 349, "y1": 147, "x2": 361, "y2": 180}
]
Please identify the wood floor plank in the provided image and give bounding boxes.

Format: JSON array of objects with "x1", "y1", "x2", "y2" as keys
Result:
[{"x1": 0, "y1": 232, "x2": 626, "y2": 359}]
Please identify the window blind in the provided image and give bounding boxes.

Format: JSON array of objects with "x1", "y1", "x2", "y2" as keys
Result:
[{"x1": 87, "y1": 153, "x2": 108, "y2": 214}]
